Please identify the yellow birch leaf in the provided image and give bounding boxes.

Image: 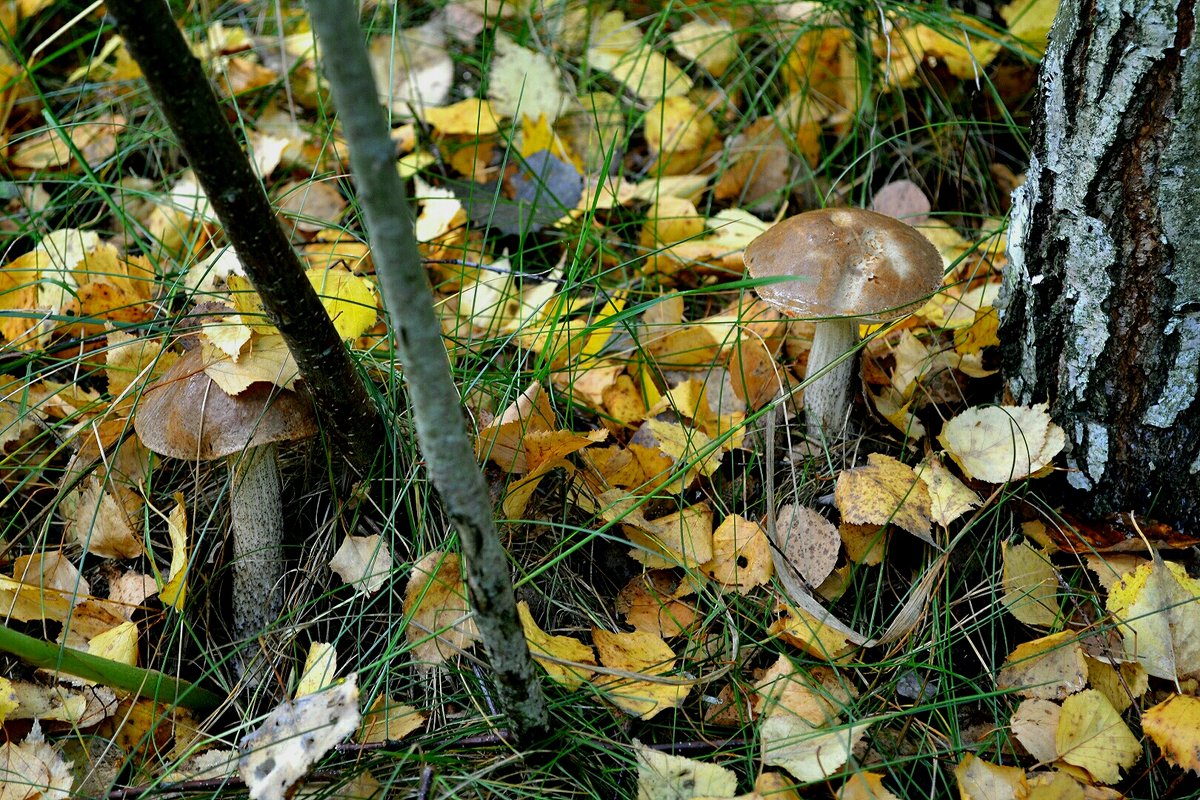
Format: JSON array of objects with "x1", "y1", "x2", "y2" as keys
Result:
[
  {"x1": 202, "y1": 332, "x2": 299, "y2": 393},
  {"x1": 838, "y1": 524, "x2": 888, "y2": 566},
  {"x1": 1001, "y1": 541, "x2": 1061, "y2": 627},
  {"x1": 87, "y1": 621, "x2": 138, "y2": 667},
  {"x1": 939, "y1": 404, "x2": 1065, "y2": 483},
  {"x1": 1055, "y1": 690, "x2": 1140, "y2": 784},
  {"x1": 1084, "y1": 658, "x2": 1147, "y2": 713},
  {"x1": 0, "y1": 722, "x2": 73, "y2": 798},
  {"x1": 306, "y1": 266, "x2": 377, "y2": 341},
  {"x1": 755, "y1": 657, "x2": 855, "y2": 728},
  {"x1": 64, "y1": 476, "x2": 145, "y2": 559},
  {"x1": 226, "y1": 274, "x2": 274, "y2": 333},
  {"x1": 642, "y1": 96, "x2": 715, "y2": 174},
  {"x1": 329, "y1": 534, "x2": 393, "y2": 596},
  {"x1": 1025, "y1": 770, "x2": 1086, "y2": 799},
  {"x1": 702, "y1": 514, "x2": 772, "y2": 593},
  {"x1": 105, "y1": 330, "x2": 176, "y2": 397},
  {"x1": 1010, "y1": 698, "x2": 1061, "y2": 764},
  {"x1": 158, "y1": 493, "x2": 189, "y2": 610},
  {"x1": 761, "y1": 714, "x2": 871, "y2": 783},
  {"x1": 1105, "y1": 556, "x2": 1200, "y2": 681},
  {"x1": 1142, "y1": 694, "x2": 1200, "y2": 775},
  {"x1": 997, "y1": 631, "x2": 1088, "y2": 700},
  {"x1": 0, "y1": 678, "x2": 16, "y2": 724},
  {"x1": 10, "y1": 114, "x2": 124, "y2": 170},
  {"x1": 768, "y1": 602, "x2": 855, "y2": 660},
  {"x1": 422, "y1": 98, "x2": 501, "y2": 135},
  {"x1": 295, "y1": 642, "x2": 338, "y2": 698},
  {"x1": 635, "y1": 741, "x2": 737, "y2": 799},
  {"x1": 358, "y1": 695, "x2": 425, "y2": 744},
  {"x1": 592, "y1": 628, "x2": 690, "y2": 720},
  {"x1": 639, "y1": 361, "x2": 664, "y2": 409},
  {"x1": 7, "y1": 681, "x2": 88, "y2": 724},
  {"x1": 501, "y1": 472, "x2": 544, "y2": 519},
  {"x1": 623, "y1": 502, "x2": 714, "y2": 570},
  {"x1": 615, "y1": 572, "x2": 697, "y2": 638},
  {"x1": 835, "y1": 453, "x2": 933, "y2": 544},
  {"x1": 0, "y1": 575, "x2": 73, "y2": 624},
  {"x1": 915, "y1": 16, "x2": 1004, "y2": 80},
  {"x1": 916, "y1": 455, "x2": 979, "y2": 527},
  {"x1": 517, "y1": 601, "x2": 596, "y2": 690},
  {"x1": 954, "y1": 308, "x2": 1000, "y2": 355},
  {"x1": 580, "y1": 290, "x2": 626, "y2": 363},
  {"x1": 669, "y1": 19, "x2": 738, "y2": 77},
  {"x1": 404, "y1": 552, "x2": 478, "y2": 666},
  {"x1": 729, "y1": 333, "x2": 782, "y2": 412},
  {"x1": 1000, "y1": 0, "x2": 1059, "y2": 56},
  {"x1": 839, "y1": 771, "x2": 901, "y2": 800},
  {"x1": 602, "y1": 374, "x2": 648, "y2": 427},
  {"x1": 646, "y1": 419, "x2": 723, "y2": 479},
  {"x1": 489, "y1": 34, "x2": 565, "y2": 123},
  {"x1": 640, "y1": 197, "x2": 705, "y2": 248},
  {"x1": 952, "y1": 753, "x2": 1028, "y2": 800},
  {"x1": 588, "y1": 14, "x2": 692, "y2": 101}
]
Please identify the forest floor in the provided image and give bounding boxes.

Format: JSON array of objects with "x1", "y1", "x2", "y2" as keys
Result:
[{"x1": 2, "y1": 1, "x2": 1198, "y2": 798}]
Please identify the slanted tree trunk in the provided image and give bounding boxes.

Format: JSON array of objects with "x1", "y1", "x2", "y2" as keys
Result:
[
  {"x1": 998, "y1": 0, "x2": 1199, "y2": 527},
  {"x1": 304, "y1": 0, "x2": 550, "y2": 745}
]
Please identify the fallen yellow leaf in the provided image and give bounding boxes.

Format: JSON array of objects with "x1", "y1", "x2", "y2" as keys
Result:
[
  {"x1": 952, "y1": 753, "x2": 1027, "y2": 800},
  {"x1": 306, "y1": 265, "x2": 378, "y2": 341},
  {"x1": 1000, "y1": 541, "x2": 1061, "y2": 627},
  {"x1": 295, "y1": 642, "x2": 337, "y2": 698},
  {"x1": 1106, "y1": 556, "x2": 1200, "y2": 681},
  {"x1": 768, "y1": 602, "x2": 856, "y2": 660},
  {"x1": 158, "y1": 493, "x2": 189, "y2": 610},
  {"x1": 404, "y1": 552, "x2": 478, "y2": 666},
  {"x1": 1142, "y1": 693, "x2": 1200, "y2": 775},
  {"x1": 939, "y1": 404, "x2": 1064, "y2": 484},
  {"x1": 423, "y1": 97, "x2": 501, "y2": 136},
  {"x1": 358, "y1": 695, "x2": 425, "y2": 744},
  {"x1": 997, "y1": 631, "x2": 1088, "y2": 700},
  {"x1": 517, "y1": 601, "x2": 596, "y2": 690},
  {"x1": 592, "y1": 628, "x2": 690, "y2": 720},
  {"x1": 702, "y1": 514, "x2": 772, "y2": 593},
  {"x1": 634, "y1": 741, "x2": 737, "y2": 800},
  {"x1": 1055, "y1": 690, "x2": 1140, "y2": 784},
  {"x1": 835, "y1": 453, "x2": 933, "y2": 544}
]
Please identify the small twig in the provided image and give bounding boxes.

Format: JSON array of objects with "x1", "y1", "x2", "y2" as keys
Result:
[{"x1": 416, "y1": 765, "x2": 435, "y2": 800}]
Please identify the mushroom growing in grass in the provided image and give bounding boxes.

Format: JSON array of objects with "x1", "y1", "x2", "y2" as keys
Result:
[
  {"x1": 743, "y1": 208, "x2": 943, "y2": 440},
  {"x1": 134, "y1": 347, "x2": 316, "y2": 666}
]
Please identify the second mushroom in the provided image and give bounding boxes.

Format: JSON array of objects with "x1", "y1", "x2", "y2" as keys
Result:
[
  {"x1": 135, "y1": 347, "x2": 316, "y2": 670},
  {"x1": 743, "y1": 208, "x2": 943, "y2": 440}
]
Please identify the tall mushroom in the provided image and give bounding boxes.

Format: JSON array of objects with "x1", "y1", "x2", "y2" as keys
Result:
[
  {"x1": 743, "y1": 208, "x2": 943, "y2": 440},
  {"x1": 134, "y1": 347, "x2": 316, "y2": 664}
]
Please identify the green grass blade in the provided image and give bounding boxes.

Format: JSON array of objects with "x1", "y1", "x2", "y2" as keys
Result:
[{"x1": 0, "y1": 623, "x2": 223, "y2": 713}]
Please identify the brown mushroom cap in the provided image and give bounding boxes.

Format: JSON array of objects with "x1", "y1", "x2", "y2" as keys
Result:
[
  {"x1": 743, "y1": 208, "x2": 943, "y2": 321},
  {"x1": 134, "y1": 347, "x2": 317, "y2": 461}
]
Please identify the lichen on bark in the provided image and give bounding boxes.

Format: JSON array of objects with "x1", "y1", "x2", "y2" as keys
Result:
[{"x1": 998, "y1": 0, "x2": 1200, "y2": 526}]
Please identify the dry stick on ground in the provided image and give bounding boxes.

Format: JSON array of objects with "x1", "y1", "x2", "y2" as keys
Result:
[
  {"x1": 104, "y1": 0, "x2": 383, "y2": 471},
  {"x1": 304, "y1": 0, "x2": 551, "y2": 744}
]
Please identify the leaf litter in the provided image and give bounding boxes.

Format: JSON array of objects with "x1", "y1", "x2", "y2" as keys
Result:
[{"x1": 4, "y1": 0, "x2": 1194, "y2": 796}]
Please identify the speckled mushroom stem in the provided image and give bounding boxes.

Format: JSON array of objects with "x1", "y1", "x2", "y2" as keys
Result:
[
  {"x1": 229, "y1": 443, "x2": 284, "y2": 652},
  {"x1": 804, "y1": 318, "x2": 859, "y2": 441}
]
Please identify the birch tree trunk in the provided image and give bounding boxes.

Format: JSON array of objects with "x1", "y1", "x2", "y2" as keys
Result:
[{"x1": 998, "y1": 0, "x2": 1199, "y2": 527}]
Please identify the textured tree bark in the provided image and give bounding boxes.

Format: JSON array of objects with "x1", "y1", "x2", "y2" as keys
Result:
[
  {"x1": 998, "y1": 0, "x2": 1199, "y2": 527},
  {"x1": 106, "y1": 0, "x2": 384, "y2": 473},
  {"x1": 305, "y1": 0, "x2": 550, "y2": 744}
]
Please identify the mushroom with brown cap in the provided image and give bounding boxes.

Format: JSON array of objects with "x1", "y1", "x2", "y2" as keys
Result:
[
  {"x1": 134, "y1": 347, "x2": 316, "y2": 666},
  {"x1": 743, "y1": 208, "x2": 943, "y2": 440}
]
